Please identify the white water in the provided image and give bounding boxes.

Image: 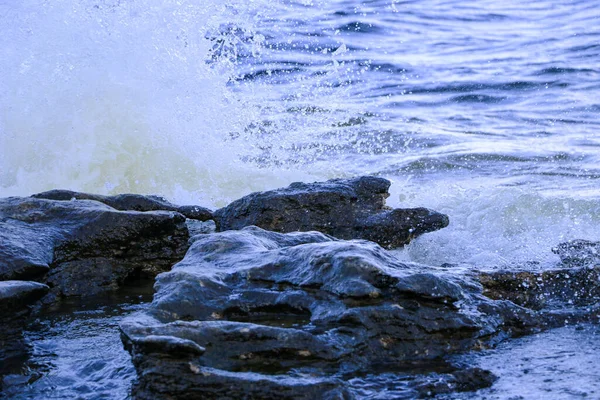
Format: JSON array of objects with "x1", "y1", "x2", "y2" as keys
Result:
[
  {"x1": 391, "y1": 179, "x2": 600, "y2": 267},
  {"x1": 0, "y1": 0, "x2": 322, "y2": 206},
  {"x1": 1, "y1": 0, "x2": 599, "y2": 267}
]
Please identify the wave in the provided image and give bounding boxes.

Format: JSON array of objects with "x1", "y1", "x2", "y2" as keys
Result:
[
  {"x1": 389, "y1": 180, "x2": 600, "y2": 267},
  {"x1": 0, "y1": 0, "x2": 323, "y2": 206}
]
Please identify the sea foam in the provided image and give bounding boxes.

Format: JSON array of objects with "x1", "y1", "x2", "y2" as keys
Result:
[{"x1": 0, "y1": 0, "x2": 319, "y2": 207}]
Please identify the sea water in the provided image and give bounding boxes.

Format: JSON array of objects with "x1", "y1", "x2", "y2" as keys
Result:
[{"x1": 1, "y1": 0, "x2": 599, "y2": 398}]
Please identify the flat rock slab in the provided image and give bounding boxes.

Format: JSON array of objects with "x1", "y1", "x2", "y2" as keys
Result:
[
  {"x1": 121, "y1": 227, "x2": 538, "y2": 399},
  {"x1": 213, "y1": 176, "x2": 449, "y2": 249},
  {"x1": 32, "y1": 190, "x2": 213, "y2": 221}
]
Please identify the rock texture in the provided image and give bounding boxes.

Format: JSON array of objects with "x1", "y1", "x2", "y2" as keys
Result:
[
  {"x1": 478, "y1": 266, "x2": 600, "y2": 312},
  {"x1": 0, "y1": 196, "x2": 189, "y2": 299},
  {"x1": 0, "y1": 281, "x2": 49, "y2": 376},
  {"x1": 0, "y1": 281, "x2": 49, "y2": 315},
  {"x1": 121, "y1": 226, "x2": 538, "y2": 399},
  {"x1": 213, "y1": 176, "x2": 449, "y2": 249},
  {"x1": 32, "y1": 190, "x2": 213, "y2": 221},
  {"x1": 0, "y1": 195, "x2": 192, "y2": 385}
]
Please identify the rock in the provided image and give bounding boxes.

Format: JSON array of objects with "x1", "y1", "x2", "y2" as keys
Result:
[
  {"x1": 120, "y1": 227, "x2": 536, "y2": 399},
  {"x1": 0, "y1": 281, "x2": 49, "y2": 376},
  {"x1": 345, "y1": 366, "x2": 497, "y2": 398},
  {"x1": 0, "y1": 222, "x2": 52, "y2": 281},
  {"x1": 414, "y1": 368, "x2": 498, "y2": 397},
  {"x1": 0, "y1": 196, "x2": 189, "y2": 299},
  {"x1": 0, "y1": 281, "x2": 49, "y2": 317},
  {"x1": 477, "y1": 266, "x2": 600, "y2": 311},
  {"x1": 552, "y1": 239, "x2": 600, "y2": 267},
  {"x1": 449, "y1": 367, "x2": 498, "y2": 392},
  {"x1": 213, "y1": 176, "x2": 449, "y2": 249},
  {"x1": 32, "y1": 190, "x2": 213, "y2": 221}
]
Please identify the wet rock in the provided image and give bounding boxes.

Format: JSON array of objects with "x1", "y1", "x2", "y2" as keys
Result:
[
  {"x1": 0, "y1": 281, "x2": 49, "y2": 376},
  {"x1": 0, "y1": 281, "x2": 49, "y2": 316},
  {"x1": 552, "y1": 239, "x2": 600, "y2": 267},
  {"x1": 345, "y1": 366, "x2": 497, "y2": 399},
  {"x1": 32, "y1": 189, "x2": 213, "y2": 221},
  {"x1": 414, "y1": 368, "x2": 497, "y2": 397},
  {"x1": 477, "y1": 266, "x2": 600, "y2": 311},
  {"x1": 0, "y1": 196, "x2": 189, "y2": 299},
  {"x1": 0, "y1": 223, "x2": 52, "y2": 281},
  {"x1": 449, "y1": 367, "x2": 498, "y2": 392},
  {"x1": 120, "y1": 227, "x2": 535, "y2": 399},
  {"x1": 213, "y1": 176, "x2": 449, "y2": 249}
]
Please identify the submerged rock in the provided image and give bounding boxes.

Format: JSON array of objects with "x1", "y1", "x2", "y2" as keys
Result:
[
  {"x1": 213, "y1": 176, "x2": 449, "y2": 249},
  {"x1": 413, "y1": 367, "x2": 498, "y2": 398},
  {"x1": 477, "y1": 240, "x2": 600, "y2": 315},
  {"x1": 120, "y1": 227, "x2": 535, "y2": 399},
  {"x1": 32, "y1": 189, "x2": 213, "y2": 221},
  {"x1": 0, "y1": 196, "x2": 189, "y2": 299},
  {"x1": 0, "y1": 281, "x2": 49, "y2": 376}
]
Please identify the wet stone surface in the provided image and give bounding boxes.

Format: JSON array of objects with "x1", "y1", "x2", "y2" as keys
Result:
[
  {"x1": 0, "y1": 188, "x2": 598, "y2": 399},
  {"x1": 0, "y1": 281, "x2": 49, "y2": 377},
  {"x1": 213, "y1": 176, "x2": 449, "y2": 249},
  {"x1": 32, "y1": 190, "x2": 213, "y2": 221},
  {"x1": 0, "y1": 196, "x2": 190, "y2": 300},
  {"x1": 120, "y1": 226, "x2": 566, "y2": 399}
]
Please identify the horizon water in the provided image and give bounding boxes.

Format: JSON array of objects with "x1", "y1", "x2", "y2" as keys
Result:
[{"x1": 1, "y1": 1, "x2": 600, "y2": 398}]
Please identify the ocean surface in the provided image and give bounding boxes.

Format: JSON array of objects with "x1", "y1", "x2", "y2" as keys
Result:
[{"x1": 1, "y1": 0, "x2": 599, "y2": 398}]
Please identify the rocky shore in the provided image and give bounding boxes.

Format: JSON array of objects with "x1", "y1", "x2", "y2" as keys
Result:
[{"x1": 1, "y1": 176, "x2": 598, "y2": 398}]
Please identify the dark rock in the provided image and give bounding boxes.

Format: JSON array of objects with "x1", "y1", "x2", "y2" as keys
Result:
[
  {"x1": 552, "y1": 239, "x2": 600, "y2": 267},
  {"x1": 0, "y1": 222, "x2": 52, "y2": 281},
  {"x1": 0, "y1": 196, "x2": 189, "y2": 299},
  {"x1": 120, "y1": 227, "x2": 536, "y2": 399},
  {"x1": 130, "y1": 334, "x2": 207, "y2": 356},
  {"x1": 213, "y1": 176, "x2": 449, "y2": 248},
  {"x1": 451, "y1": 367, "x2": 498, "y2": 392},
  {"x1": 477, "y1": 266, "x2": 600, "y2": 311},
  {"x1": 0, "y1": 281, "x2": 49, "y2": 376},
  {"x1": 0, "y1": 281, "x2": 49, "y2": 317},
  {"x1": 414, "y1": 368, "x2": 497, "y2": 397},
  {"x1": 32, "y1": 189, "x2": 213, "y2": 221},
  {"x1": 345, "y1": 365, "x2": 496, "y2": 398}
]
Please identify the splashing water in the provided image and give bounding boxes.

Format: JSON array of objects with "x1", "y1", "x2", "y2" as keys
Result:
[
  {"x1": 391, "y1": 179, "x2": 600, "y2": 267},
  {"x1": 0, "y1": 0, "x2": 322, "y2": 207},
  {"x1": 1, "y1": 0, "x2": 599, "y2": 262}
]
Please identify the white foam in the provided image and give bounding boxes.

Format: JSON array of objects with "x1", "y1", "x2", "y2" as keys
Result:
[
  {"x1": 0, "y1": 0, "x2": 323, "y2": 207},
  {"x1": 389, "y1": 176, "x2": 600, "y2": 267}
]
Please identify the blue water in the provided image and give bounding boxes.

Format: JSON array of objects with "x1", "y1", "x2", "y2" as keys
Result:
[
  {"x1": 1, "y1": 0, "x2": 600, "y2": 398},
  {"x1": 448, "y1": 324, "x2": 600, "y2": 400},
  {"x1": 239, "y1": 0, "x2": 600, "y2": 187}
]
